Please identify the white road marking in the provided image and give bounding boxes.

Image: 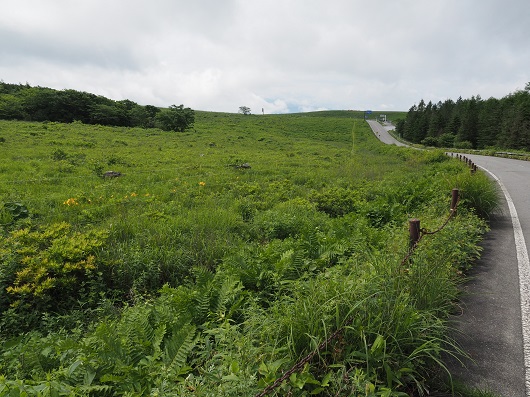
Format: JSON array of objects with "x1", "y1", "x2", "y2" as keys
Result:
[{"x1": 477, "y1": 164, "x2": 530, "y2": 396}]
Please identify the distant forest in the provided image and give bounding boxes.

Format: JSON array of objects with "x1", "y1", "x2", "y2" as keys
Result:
[
  {"x1": 0, "y1": 81, "x2": 194, "y2": 132},
  {"x1": 2, "y1": 81, "x2": 530, "y2": 150},
  {"x1": 395, "y1": 83, "x2": 530, "y2": 150}
]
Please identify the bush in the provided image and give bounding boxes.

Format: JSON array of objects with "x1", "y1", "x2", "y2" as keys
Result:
[
  {"x1": 454, "y1": 140, "x2": 473, "y2": 149},
  {"x1": 252, "y1": 198, "x2": 327, "y2": 240},
  {"x1": 0, "y1": 222, "x2": 108, "y2": 333},
  {"x1": 439, "y1": 133, "x2": 456, "y2": 147},
  {"x1": 421, "y1": 136, "x2": 440, "y2": 147},
  {"x1": 155, "y1": 104, "x2": 195, "y2": 132},
  {"x1": 310, "y1": 186, "x2": 363, "y2": 217}
]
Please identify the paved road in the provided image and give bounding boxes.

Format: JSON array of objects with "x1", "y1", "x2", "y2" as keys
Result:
[
  {"x1": 447, "y1": 153, "x2": 530, "y2": 397},
  {"x1": 366, "y1": 119, "x2": 408, "y2": 147},
  {"x1": 366, "y1": 121, "x2": 530, "y2": 396}
]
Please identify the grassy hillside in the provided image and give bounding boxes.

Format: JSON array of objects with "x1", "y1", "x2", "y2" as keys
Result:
[{"x1": 0, "y1": 113, "x2": 494, "y2": 396}]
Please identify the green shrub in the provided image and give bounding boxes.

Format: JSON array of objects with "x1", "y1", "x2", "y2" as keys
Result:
[
  {"x1": 439, "y1": 133, "x2": 456, "y2": 147},
  {"x1": 51, "y1": 148, "x2": 69, "y2": 161},
  {"x1": 0, "y1": 202, "x2": 29, "y2": 225},
  {"x1": 310, "y1": 186, "x2": 363, "y2": 217},
  {"x1": 252, "y1": 198, "x2": 327, "y2": 240},
  {"x1": 454, "y1": 140, "x2": 473, "y2": 149},
  {"x1": 0, "y1": 222, "x2": 108, "y2": 332},
  {"x1": 422, "y1": 136, "x2": 440, "y2": 147}
]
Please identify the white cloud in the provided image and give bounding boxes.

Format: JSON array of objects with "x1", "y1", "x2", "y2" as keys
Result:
[{"x1": 0, "y1": 0, "x2": 528, "y2": 112}]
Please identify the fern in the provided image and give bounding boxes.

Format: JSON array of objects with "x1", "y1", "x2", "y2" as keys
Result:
[
  {"x1": 277, "y1": 249, "x2": 306, "y2": 281},
  {"x1": 125, "y1": 317, "x2": 154, "y2": 365},
  {"x1": 193, "y1": 266, "x2": 215, "y2": 288},
  {"x1": 151, "y1": 324, "x2": 167, "y2": 358},
  {"x1": 77, "y1": 384, "x2": 113, "y2": 395},
  {"x1": 156, "y1": 284, "x2": 194, "y2": 325},
  {"x1": 291, "y1": 250, "x2": 306, "y2": 276},
  {"x1": 190, "y1": 267, "x2": 217, "y2": 324},
  {"x1": 193, "y1": 290, "x2": 211, "y2": 324},
  {"x1": 210, "y1": 274, "x2": 244, "y2": 321},
  {"x1": 318, "y1": 241, "x2": 348, "y2": 267},
  {"x1": 122, "y1": 305, "x2": 156, "y2": 365},
  {"x1": 304, "y1": 227, "x2": 321, "y2": 258},
  {"x1": 226, "y1": 252, "x2": 264, "y2": 292},
  {"x1": 14, "y1": 333, "x2": 60, "y2": 377},
  {"x1": 164, "y1": 323, "x2": 196, "y2": 377},
  {"x1": 90, "y1": 322, "x2": 125, "y2": 365}
]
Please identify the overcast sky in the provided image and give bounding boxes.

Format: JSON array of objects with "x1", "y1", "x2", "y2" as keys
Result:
[{"x1": 1, "y1": 0, "x2": 528, "y2": 113}]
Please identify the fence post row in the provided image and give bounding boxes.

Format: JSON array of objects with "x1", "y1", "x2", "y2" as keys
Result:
[{"x1": 453, "y1": 153, "x2": 477, "y2": 174}]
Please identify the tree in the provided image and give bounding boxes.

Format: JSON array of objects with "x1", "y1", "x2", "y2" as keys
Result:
[
  {"x1": 477, "y1": 97, "x2": 501, "y2": 148},
  {"x1": 427, "y1": 103, "x2": 444, "y2": 138},
  {"x1": 456, "y1": 96, "x2": 479, "y2": 148},
  {"x1": 155, "y1": 104, "x2": 195, "y2": 132},
  {"x1": 238, "y1": 106, "x2": 251, "y2": 115},
  {"x1": 89, "y1": 103, "x2": 128, "y2": 126},
  {"x1": 0, "y1": 94, "x2": 25, "y2": 120},
  {"x1": 0, "y1": 82, "x2": 190, "y2": 130}
]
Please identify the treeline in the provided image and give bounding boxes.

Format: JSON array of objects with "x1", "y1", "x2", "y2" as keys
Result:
[
  {"x1": 0, "y1": 81, "x2": 194, "y2": 131},
  {"x1": 395, "y1": 83, "x2": 530, "y2": 150}
]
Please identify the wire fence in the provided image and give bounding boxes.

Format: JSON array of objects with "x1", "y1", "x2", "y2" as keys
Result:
[
  {"x1": 400, "y1": 188, "x2": 460, "y2": 267},
  {"x1": 253, "y1": 187, "x2": 461, "y2": 397}
]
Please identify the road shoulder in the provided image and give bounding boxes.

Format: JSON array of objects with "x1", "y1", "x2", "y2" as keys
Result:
[{"x1": 446, "y1": 198, "x2": 525, "y2": 396}]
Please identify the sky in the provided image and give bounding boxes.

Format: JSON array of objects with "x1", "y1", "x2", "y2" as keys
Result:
[{"x1": 1, "y1": 0, "x2": 529, "y2": 114}]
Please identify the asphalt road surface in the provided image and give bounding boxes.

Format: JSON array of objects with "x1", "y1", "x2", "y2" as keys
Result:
[
  {"x1": 367, "y1": 120, "x2": 530, "y2": 396},
  {"x1": 366, "y1": 119, "x2": 408, "y2": 147},
  {"x1": 447, "y1": 153, "x2": 530, "y2": 397}
]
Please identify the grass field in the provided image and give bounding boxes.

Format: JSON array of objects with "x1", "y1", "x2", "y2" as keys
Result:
[{"x1": 0, "y1": 111, "x2": 496, "y2": 396}]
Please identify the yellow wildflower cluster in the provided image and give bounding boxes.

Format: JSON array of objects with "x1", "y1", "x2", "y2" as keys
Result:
[
  {"x1": 124, "y1": 192, "x2": 141, "y2": 200},
  {"x1": 63, "y1": 198, "x2": 79, "y2": 206},
  {"x1": 199, "y1": 181, "x2": 206, "y2": 187}
]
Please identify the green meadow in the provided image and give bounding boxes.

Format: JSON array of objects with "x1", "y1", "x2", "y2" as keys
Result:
[{"x1": 0, "y1": 112, "x2": 495, "y2": 396}]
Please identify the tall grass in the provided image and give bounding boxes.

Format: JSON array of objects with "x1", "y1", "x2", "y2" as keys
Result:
[
  {"x1": 454, "y1": 171, "x2": 500, "y2": 218},
  {"x1": 0, "y1": 114, "x2": 495, "y2": 395}
]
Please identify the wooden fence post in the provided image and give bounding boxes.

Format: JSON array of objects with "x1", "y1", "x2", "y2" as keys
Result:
[
  {"x1": 451, "y1": 188, "x2": 459, "y2": 213},
  {"x1": 409, "y1": 219, "x2": 421, "y2": 249}
]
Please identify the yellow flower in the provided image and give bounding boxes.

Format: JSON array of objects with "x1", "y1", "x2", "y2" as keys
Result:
[
  {"x1": 199, "y1": 181, "x2": 206, "y2": 187},
  {"x1": 63, "y1": 198, "x2": 78, "y2": 206},
  {"x1": 130, "y1": 192, "x2": 137, "y2": 197}
]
